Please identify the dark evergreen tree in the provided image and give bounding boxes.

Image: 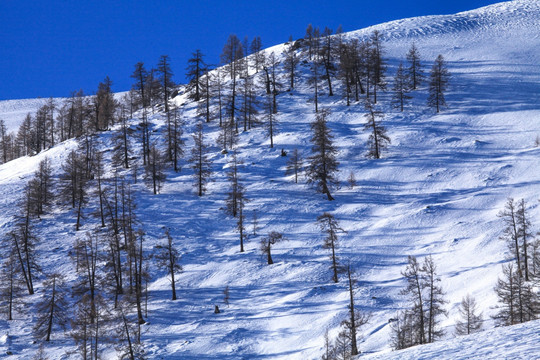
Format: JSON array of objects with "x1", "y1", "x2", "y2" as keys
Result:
[
  {"x1": 337, "y1": 40, "x2": 357, "y2": 106},
  {"x1": 45, "y1": 97, "x2": 56, "y2": 148},
  {"x1": 392, "y1": 63, "x2": 412, "y2": 112},
  {"x1": 145, "y1": 144, "x2": 166, "y2": 195},
  {"x1": 157, "y1": 55, "x2": 175, "y2": 114},
  {"x1": 283, "y1": 36, "x2": 300, "y2": 90},
  {"x1": 250, "y1": 36, "x2": 265, "y2": 72},
  {"x1": 364, "y1": 101, "x2": 390, "y2": 159},
  {"x1": 217, "y1": 116, "x2": 237, "y2": 152},
  {"x1": 390, "y1": 310, "x2": 415, "y2": 350},
  {"x1": 454, "y1": 294, "x2": 483, "y2": 335},
  {"x1": 266, "y1": 52, "x2": 281, "y2": 115},
  {"x1": 333, "y1": 330, "x2": 351, "y2": 360},
  {"x1": 115, "y1": 303, "x2": 145, "y2": 359},
  {"x1": 155, "y1": 228, "x2": 182, "y2": 300},
  {"x1": 225, "y1": 152, "x2": 244, "y2": 218},
  {"x1": 16, "y1": 114, "x2": 33, "y2": 157},
  {"x1": 397, "y1": 255, "x2": 426, "y2": 347},
  {"x1": 93, "y1": 151, "x2": 107, "y2": 227},
  {"x1": 498, "y1": 198, "x2": 523, "y2": 278},
  {"x1": 130, "y1": 62, "x2": 149, "y2": 164},
  {"x1": 125, "y1": 229, "x2": 147, "y2": 326},
  {"x1": 368, "y1": 31, "x2": 387, "y2": 104},
  {"x1": 422, "y1": 255, "x2": 448, "y2": 343},
  {"x1": 321, "y1": 329, "x2": 336, "y2": 360},
  {"x1": 318, "y1": 213, "x2": 344, "y2": 283},
  {"x1": 517, "y1": 199, "x2": 532, "y2": 281},
  {"x1": 186, "y1": 50, "x2": 205, "y2": 102},
  {"x1": 307, "y1": 109, "x2": 339, "y2": 201},
  {"x1": 61, "y1": 150, "x2": 89, "y2": 231},
  {"x1": 145, "y1": 68, "x2": 162, "y2": 113},
  {"x1": 492, "y1": 262, "x2": 539, "y2": 326},
  {"x1": 239, "y1": 61, "x2": 260, "y2": 132},
  {"x1": 427, "y1": 55, "x2": 450, "y2": 113},
  {"x1": 95, "y1": 76, "x2": 117, "y2": 131},
  {"x1": 72, "y1": 232, "x2": 101, "y2": 323},
  {"x1": 221, "y1": 34, "x2": 245, "y2": 133},
  {"x1": 341, "y1": 265, "x2": 369, "y2": 356},
  {"x1": 285, "y1": 148, "x2": 303, "y2": 183},
  {"x1": 168, "y1": 107, "x2": 184, "y2": 172},
  {"x1": 353, "y1": 40, "x2": 369, "y2": 99},
  {"x1": 393, "y1": 255, "x2": 447, "y2": 349},
  {"x1": 112, "y1": 113, "x2": 132, "y2": 169},
  {"x1": 406, "y1": 43, "x2": 424, "y2": 90},
  {"x1": 0, "y1": 254, "x2": 24, "y2": 320},
  {"x1": 10, "y1": 184, "x2": 41, "y2": 295},
  {"x1": 70, "y1": 293, "x2": 111, "y2": 360},
  {"x1": 308, "y1": 56, "x2": 321, "y2": 113},
  {"x1": 28, "y1": 157, "x2": 54, "y2": 217},
  {"x1": 34, "y1": 273, "x2": 68, "y2": 341},
  {"x1": 264, "y1": 94, "x2": 277, "y2": 148},
  {"x1": 189, "y1": 122, "x2": 212, "y2": 196},
  {"x1": 0, "y1": 119, "x2": 8, "y2": 163},
  {"x1": 303, "y1": 24, "x2": 315, "y2": 60},
  {"x1": 320, "y1": 27, "x2": 336, "y2": 96},
  {"x1": 197, "y1": 66, "x2": 213, "y2": 123},
  {"x1": 210, "y1": 68, "x2": 226, "y2": 127}
]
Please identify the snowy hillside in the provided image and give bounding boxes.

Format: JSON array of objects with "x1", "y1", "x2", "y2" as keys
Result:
[
  {"x1": 364, "y1": 318, "x2": 540, "y2": 360},
  {"x1": 0, "y1": 93, "x2": 127, "y2": 132},
  {"x1": 0, "y1": 98, "x2": 61, "y2": 132},
  {"x1": 1, "y1": 0, "x2": 540, "y2": 358}
]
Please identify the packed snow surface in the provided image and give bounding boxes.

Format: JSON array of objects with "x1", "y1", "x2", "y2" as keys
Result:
[{"x1": 1, "y1": 0, "x2": 539, "y2": 358}]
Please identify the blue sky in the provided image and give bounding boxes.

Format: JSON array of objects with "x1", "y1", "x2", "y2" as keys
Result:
[{"x1": 0, "y1": 0, "x2": 501, "y2": 100}]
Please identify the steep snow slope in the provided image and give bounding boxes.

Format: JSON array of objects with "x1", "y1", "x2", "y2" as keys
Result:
[{"x1": 1, "y1": 0, "x2": 540, "y2": 359}]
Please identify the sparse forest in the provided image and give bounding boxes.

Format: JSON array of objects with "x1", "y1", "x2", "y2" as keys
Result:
[{"x1": 1, "y1": 3, "x2": 540, "y2": 358}]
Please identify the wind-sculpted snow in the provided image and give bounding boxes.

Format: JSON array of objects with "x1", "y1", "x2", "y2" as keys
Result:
[
  {"x1": 0, "y1": 0, "x2": 540, "y2": 358},
  {"x1": 348, "y1": 0, "x2": 540, "y2": 41}
]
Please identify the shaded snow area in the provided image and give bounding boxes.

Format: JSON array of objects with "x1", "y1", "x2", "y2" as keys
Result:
[{"x1": 1, "y1": 0, "x2": 540, "y2": 358}]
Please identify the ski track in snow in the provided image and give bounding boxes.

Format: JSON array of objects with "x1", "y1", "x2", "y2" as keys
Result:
[{"x1": 1, "y1": 0, "x2": 540, "y2": 358}]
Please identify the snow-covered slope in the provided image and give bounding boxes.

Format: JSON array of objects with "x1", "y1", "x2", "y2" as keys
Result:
[
  {"x1": 0, "y1": 93, "x2": 127, "y2": 132},
  {"x1": 1, "y1": 0, "x2": 540, "y2": 359},
  {"x1": 365, "y1": 318, "x2": 540, "y2": 360},
  {"x1": 0, "y1": 98, "x2": 60, "y2": 132}
]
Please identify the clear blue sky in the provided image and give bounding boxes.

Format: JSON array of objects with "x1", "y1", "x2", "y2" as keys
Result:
[{"x1": 0, "y1": 0, "x2": 502, "y2": 100}]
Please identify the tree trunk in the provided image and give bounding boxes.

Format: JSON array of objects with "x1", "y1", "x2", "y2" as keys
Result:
[
  {"x1": 267, "y1": 247, "x2": 273, "y2": 265},
  {"x1": 348, "y1": 267, "x2": 358, "y2": 355},
  {"x1": 331, "y1": 241, "x2": 338, "y2": 282},
  {"x1": 169, "y1": 243, "x2": 177, "y2": 300},
  {"x1": 122, "y1": 314, "x2": 136, "y2": 360},
  {"x1": 45, "y1": 277, "x2": 56, "y2": 342}
]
